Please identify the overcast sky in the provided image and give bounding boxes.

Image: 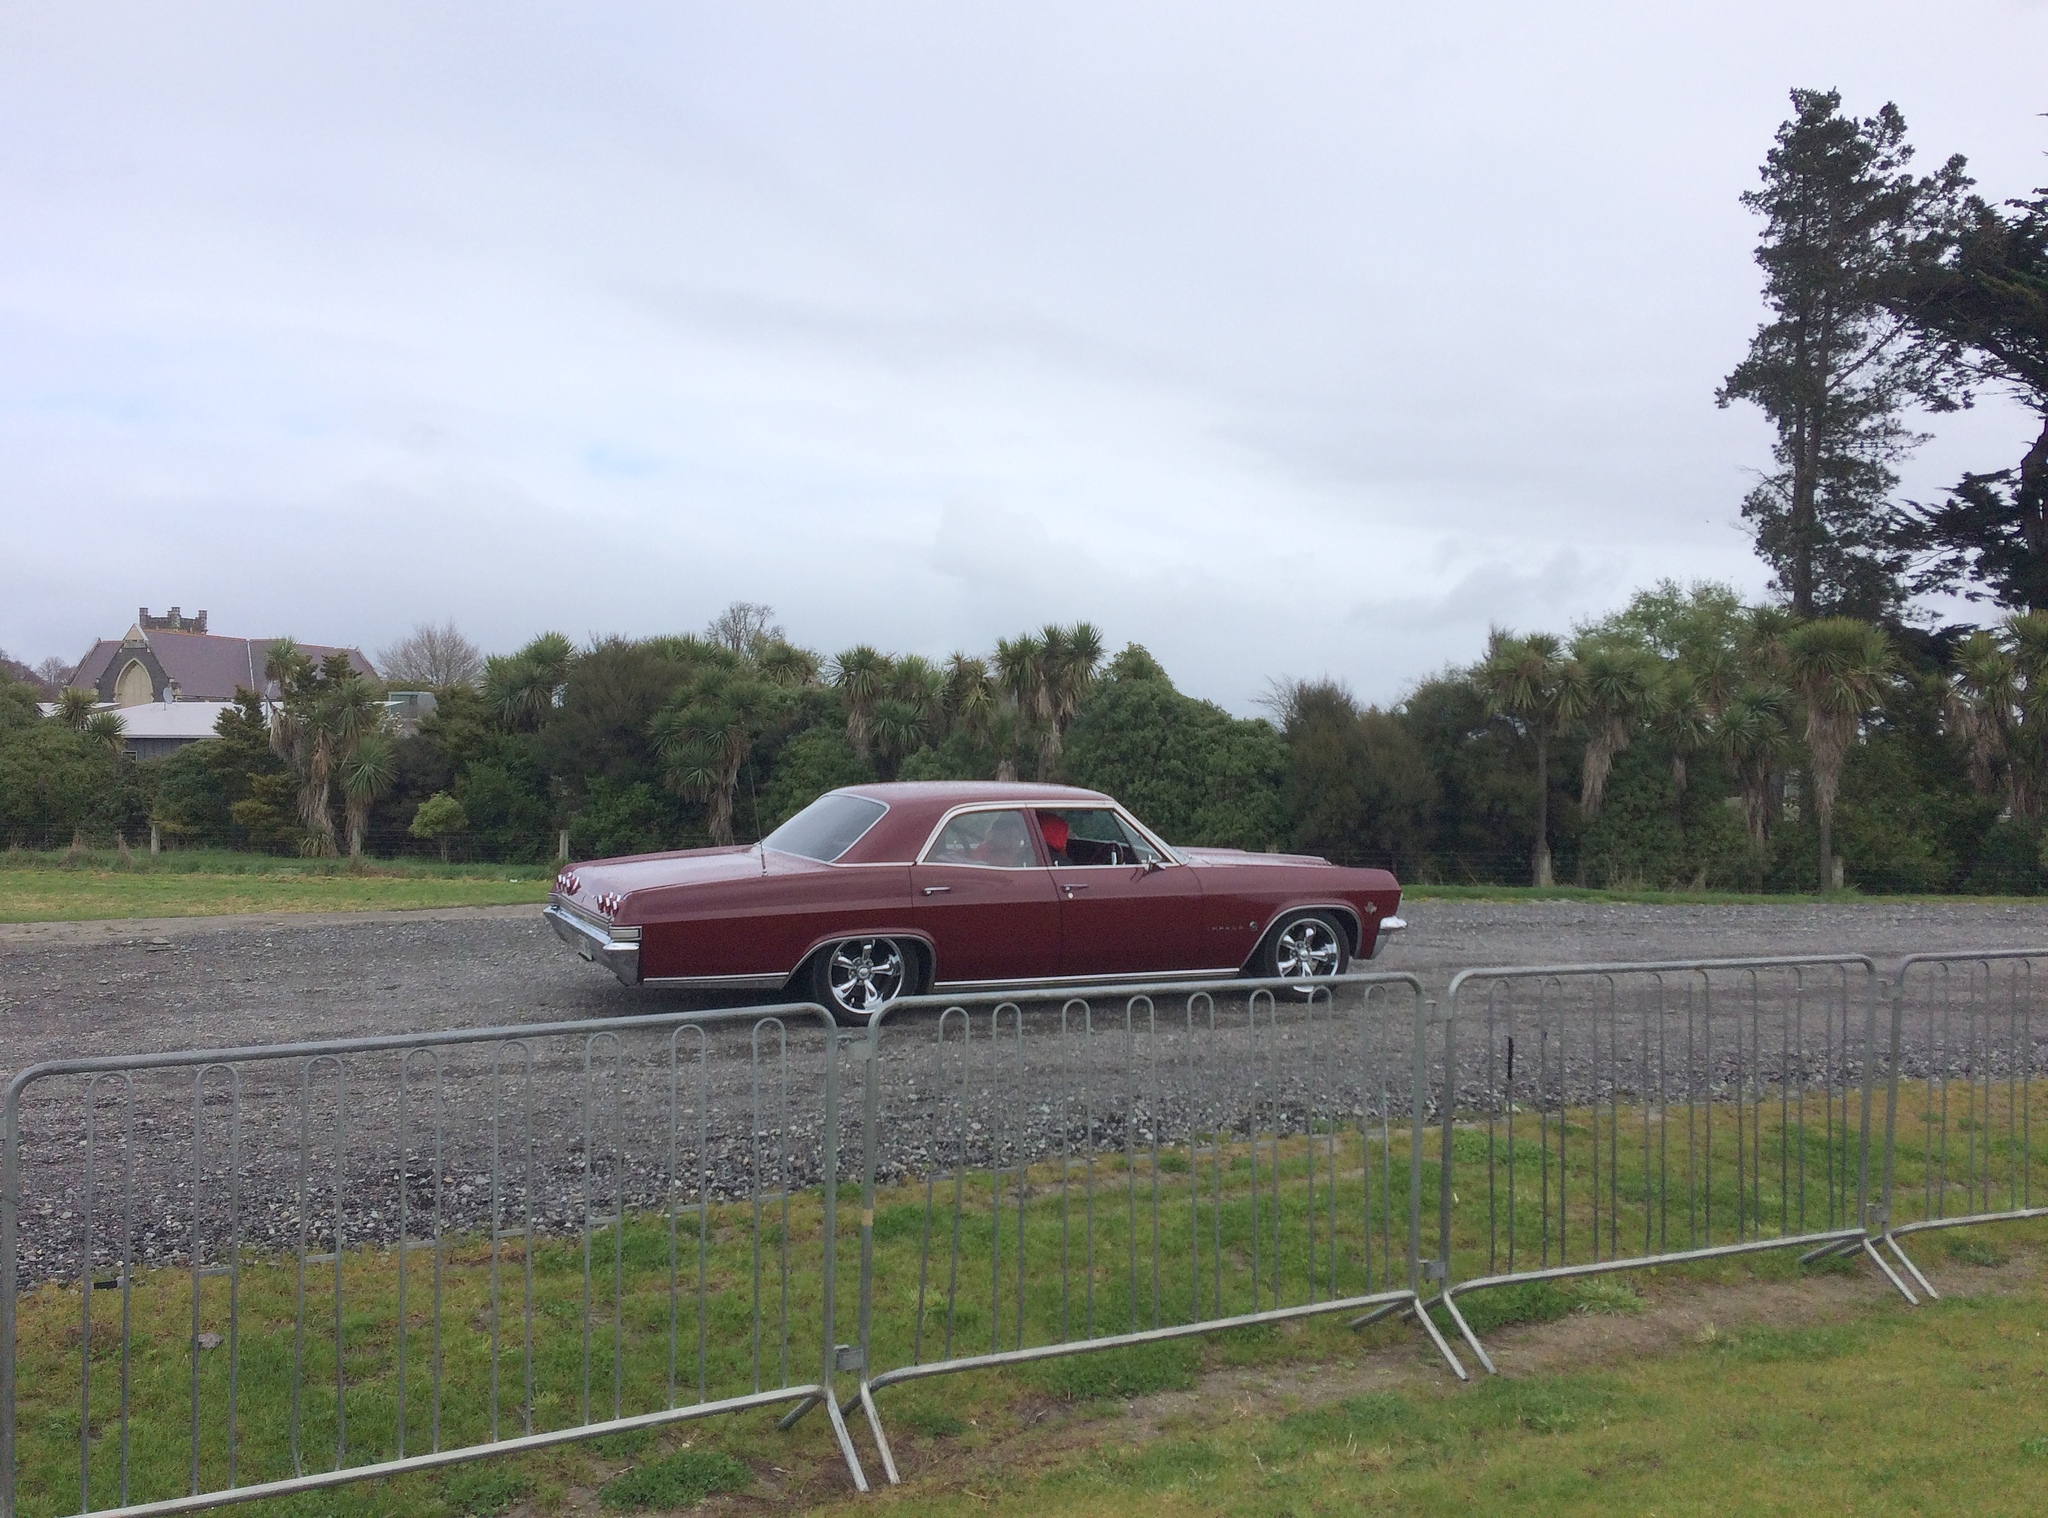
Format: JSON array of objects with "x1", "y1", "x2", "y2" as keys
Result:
[{"x1": 4, "y1": 3, "x2": 2046, "y2": 712}]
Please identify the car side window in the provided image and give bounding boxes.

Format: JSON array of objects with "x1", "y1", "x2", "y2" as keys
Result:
[
  {"x1": 925, "y1": 809, "x2": 1040, "y2": 869},
  {"x1": 1033, "y1": 808, "x2": 1163, "y2": 867}
]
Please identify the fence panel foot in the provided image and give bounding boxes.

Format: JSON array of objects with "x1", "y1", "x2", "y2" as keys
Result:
[{"x1": 1437, "y1": 1289, "x2": 1496, "y2": 1376}]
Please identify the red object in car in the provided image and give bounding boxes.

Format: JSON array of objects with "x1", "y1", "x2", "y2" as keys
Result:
[{"x1": 544, "y1": 781, "x2": 1405, "y2": 1023}]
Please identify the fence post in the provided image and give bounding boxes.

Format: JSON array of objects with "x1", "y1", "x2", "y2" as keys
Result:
[
  {"x1": 1, "y1": 1080, "x2": 17, "y2": 1518},
  {"x1": 1435, "y1": 996, "x2": 1456, "y2": 1285}
]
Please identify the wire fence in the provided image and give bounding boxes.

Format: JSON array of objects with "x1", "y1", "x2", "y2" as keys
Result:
[{"x1": 4, "y1": 950, "x2": 2048, "y2": 1512}]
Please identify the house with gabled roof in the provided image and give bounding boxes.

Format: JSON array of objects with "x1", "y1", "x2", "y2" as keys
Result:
[
  {"x1": 69, "y1": 607, "x2": 376, "y2": 709},
  {"x1": 59, "y1": 607, "x2": 381, "y2": 759}
]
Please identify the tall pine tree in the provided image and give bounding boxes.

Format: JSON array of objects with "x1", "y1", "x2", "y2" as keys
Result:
[
  {"x1": 1718, "y1": 89, "x2": 1969, "y2": 619},
  {"x1": 1891, "y1": 186, "x2": 2048, "y2": 609}
]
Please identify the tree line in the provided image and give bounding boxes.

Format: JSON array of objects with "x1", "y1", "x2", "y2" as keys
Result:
[{"x1": 1, "y1": 583, "x2": 2044, "y2": 895}]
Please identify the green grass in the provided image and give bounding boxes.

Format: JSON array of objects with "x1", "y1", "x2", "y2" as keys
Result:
[
  {"x1": 598, "y1": 1448, "x2": 752, "y2": 1508},
  {"x1": 0, "y1": 847, "x2": 551, "y2": 921},
  {"x1": 817, "y1": 1272, "x2": 2048, "y2": 1515}
]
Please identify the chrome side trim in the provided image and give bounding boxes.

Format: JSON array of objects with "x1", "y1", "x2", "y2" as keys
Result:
[
  {"x1": 642, "y1": 973, "x2": 787, "y2": 991},
  {"x1": 544, "y1": 902, "x2": 642, "y2": 987},
  {"x1": 934, "y1": 967, "x2": 1241, "y2": 992}
]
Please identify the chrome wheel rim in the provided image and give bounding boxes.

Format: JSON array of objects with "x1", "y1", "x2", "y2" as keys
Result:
[
  {"x1": 1274, "y1": 918, "x2": 1342, "y2": 978},
  {"x1": 826, "y1": 938, "x2": 907, "y2": 1016}
]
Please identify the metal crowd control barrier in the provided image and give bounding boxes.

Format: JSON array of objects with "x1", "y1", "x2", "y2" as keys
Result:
[
  {"x1": 0, "y1": 1003, "x2": 888, "y2": 1518},
  {"x1": 1433, "y1": 955, "x2": 1912, "y2": 1374},
  {"x1": 1878, "y1": 951, "x2": 2048, "y2": 1296},
  {"x1": 820, "y1": 972, "x2": 1465, "y2": 1477}
]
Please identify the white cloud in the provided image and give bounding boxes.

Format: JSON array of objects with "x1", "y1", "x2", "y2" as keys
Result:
[{"x1": 3, "y1": 1, "x2": 2045, "y2": 710}]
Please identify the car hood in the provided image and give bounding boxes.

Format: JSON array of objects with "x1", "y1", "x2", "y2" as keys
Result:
[{"x1": 1178, "y1": 846, "x2": 1334, "y2": 867}]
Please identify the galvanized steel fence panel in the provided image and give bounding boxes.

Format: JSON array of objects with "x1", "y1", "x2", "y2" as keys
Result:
[
  {"x1": 1878, "y1": 951, "x2": 2048, "y2": 1296},
  {"x1": 840, "y1": 972, "x2": 1466, "y2": 1447},
  {"x1": 14, "y1": 949, "x2": 2048, "y2": 1511},
  {"x1": 1432, "y1": 955, "x2": 1910, "y2": 1373},
  {"x1": 0, "y1": 1004, "x2": 881, "y2": 1518}
]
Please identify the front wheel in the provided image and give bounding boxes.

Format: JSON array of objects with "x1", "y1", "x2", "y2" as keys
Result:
[
  {"x1": 811, "y1": 937, "x2": 917, "y2": 1024},
  {"x1": 1257, "y1": 912, "x2": 1350, "y2": 983}
]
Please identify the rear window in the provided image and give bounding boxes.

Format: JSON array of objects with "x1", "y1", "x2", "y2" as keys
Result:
[{"x1": 762, "y1": 793, "x2": 888, "y2": 863}]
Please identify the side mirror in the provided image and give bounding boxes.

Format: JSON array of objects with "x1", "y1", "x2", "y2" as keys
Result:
[{"x1": 1143, "y1": 857, "x2": 1164, "y2": 873}]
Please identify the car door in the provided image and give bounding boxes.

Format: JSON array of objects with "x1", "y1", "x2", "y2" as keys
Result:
[
  {"x1": 910, "y1": 807, "x2": 1062, "y2": 984},
  {"x1": 1033, "y1": 807, "x2": 1210, "y2": 978}
]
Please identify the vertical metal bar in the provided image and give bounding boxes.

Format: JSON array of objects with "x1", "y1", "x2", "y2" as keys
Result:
[
  {"x1": 1486, "y1": 984, "x2": 1498, "y2": 1274},
  {"x1": 1855, "y1": 966, "x2": 1878, "y2": 1234},
  {"x1": 188, "y1": 1070, "x2": 206, "y2": 1497},
  {"x1": 488, "y1": 1044, "x2": 506, "y2": 1442},
  {"x1": 80, "y1": 1078, "x2": 100, "y2": 1511},
  {"x1": 1083, "y1": 999, "x2": 1098, "y2": 1336},
  {"x1": 1009, "y1": 1006, "x2": 1027, "y2": 1350},
  {"x1": 397, "y1": 1052, "x2": 413, "y2": 1459},
  {"x1": 1247, "y1": 990, "x2": 1265, "y2": 1309},
  {"x1": 1538, "y1": 982, "x2": 1552, "y2": 1269},
  {"x1": 0, "y1": 1075, "x2": 17, "y2": 1518},
  {"x1": 990, "y1": 1009, "x2": 1006, "y2": 1354},
  {"x1": 224, "y1": 1070, "x2": 242, "y2": 1490}
]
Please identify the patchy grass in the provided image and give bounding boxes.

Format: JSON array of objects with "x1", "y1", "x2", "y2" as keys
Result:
[
  {"x1": 598, "y1": 1448, "x2": 752, "y2": 1508},
  {"x1": 816, "y1": 1258, "x2": 2048, "y2": 1516},
  {"x1": 0, "y1": 847, "x2": 549, "y2": 921}
]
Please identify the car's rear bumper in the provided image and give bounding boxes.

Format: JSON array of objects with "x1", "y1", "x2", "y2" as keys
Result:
[
  {"x1": 545, "y1": 901, "x2": 641, "y2": 986},
  {"x1": 1367, "y1": 915, "x2": 1406, "y2": 960}
]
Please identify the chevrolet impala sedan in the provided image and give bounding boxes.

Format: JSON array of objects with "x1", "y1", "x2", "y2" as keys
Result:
[{"x1": 545, "y1": 781, "x2": 1405, "y2": 1021}]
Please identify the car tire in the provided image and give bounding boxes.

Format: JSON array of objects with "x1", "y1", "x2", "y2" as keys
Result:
[
  {"x1": 1256, "y1": 911, "x2": 1350, "y2": 983},
  {"x1": 811, "y1": 936, "x2": 919, "y2": 1025}
]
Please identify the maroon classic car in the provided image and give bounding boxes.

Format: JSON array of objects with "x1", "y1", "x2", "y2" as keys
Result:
[{"x1": 546, "y1": 781, "x2": 1405, "y2": 1021}]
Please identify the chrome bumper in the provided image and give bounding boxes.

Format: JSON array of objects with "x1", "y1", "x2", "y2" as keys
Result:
[
  {"x1": 1367, "y1": 915, "x2": 1406, "y2": 961},
  {"x1": 545, "y1": 902, "x2": 641, "y2": 987}
]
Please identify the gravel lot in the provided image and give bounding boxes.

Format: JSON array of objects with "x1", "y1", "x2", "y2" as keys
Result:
[{"x1": 2, "y1": 898, "x2": 2044, "y2": 1284}]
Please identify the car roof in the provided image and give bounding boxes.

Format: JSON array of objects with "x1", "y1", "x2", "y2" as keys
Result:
[{"x1": 831, "y1": 780, "x2": 1115, "y2": 863}]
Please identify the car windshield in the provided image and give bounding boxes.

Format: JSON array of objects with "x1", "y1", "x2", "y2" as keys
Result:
[{"x1": 762, "y1": 793, "x2": 888, "y2": 863}]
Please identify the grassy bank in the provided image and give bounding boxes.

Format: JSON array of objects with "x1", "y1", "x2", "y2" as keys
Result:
[{"x1": 0, "y1": 848, "x2": 551, "y2": 922}]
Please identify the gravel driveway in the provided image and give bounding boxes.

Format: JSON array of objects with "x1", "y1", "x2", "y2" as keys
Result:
[{"x1": 2, "y1": 899, "x2": 2043, "y2": 1285}]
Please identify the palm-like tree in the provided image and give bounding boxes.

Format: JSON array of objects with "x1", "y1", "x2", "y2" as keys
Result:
[
  {"x1": 83, "y1": 709, "x2": 126, "y2": 752},
  {"x1": 1783, "y1": 618, "x2": 1893, "y2": 892},
  {"x1": 829, "y1": 646, "x2": 890, "y2": 764},
  {"x1": 55, "y1": 687, "x2": 97, "y2": 730},
  {"x1": 1474, "y1": 631, "x2": 1583, "y2": 886},
  {"x1": 755, "y1": 641, "x2": 820, "y2": 689},
  {"x1": 2001, "y1": 612, "x2": 2048, "y2": 822},
  {"x1": 1719, "y1": 684, "x2": 1795, "y2": 849},
  {"x1": 942, "y1": 653, "x2": 997, "y2": 750},
  {"x1": 341, "y1": 730, "x2": 397, "y2": 861},
  {"x1": 486, "y1": 633, "x2": 575, "y2": 731},
  {"x1": 266, "y1": 642, "x2": 338, "y2": 856},
  {"x1": 1641, "y1": 665, "x2": 1712, "y2": 830},
  {"x1": 1034, "y1": 623, "x2": 1104, "y2": 779},
  {"x1": 868, "y1": 657, "x2": 941, "y2": 778},
  {"x1": 993, "y1": 634, "x2": 1044, "y2": 781},
  {"x1": 1945, "y1": 630, "x2": 2016, "y2": 808},
  {"x1": 651, "y1": 668, "x2": 789, "y2": 846},
  {"x1": 1573, "y1": 638, "x2": 1663, "y2": 820}
]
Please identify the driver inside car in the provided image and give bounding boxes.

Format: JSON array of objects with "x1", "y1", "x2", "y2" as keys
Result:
[{"x1": 1035, "y1": 812, "x2": 1072, "y2": 865}]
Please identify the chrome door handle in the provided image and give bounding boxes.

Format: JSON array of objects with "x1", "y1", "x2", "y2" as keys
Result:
[
  {"x1": 1062, "y1": 883, "x2": 1089, "y2": 894},
  {"x1": 921, "y1": 885, "x2": 951, "y2": 896}
]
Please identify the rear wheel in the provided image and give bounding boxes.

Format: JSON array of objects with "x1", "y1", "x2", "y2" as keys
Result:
[
  {"x1": 811, "y1": 936, "x2": 916, "y2": 1024},
  {"x1": 1257, "y1": 912, "x2": 1350, "y2": 983}
]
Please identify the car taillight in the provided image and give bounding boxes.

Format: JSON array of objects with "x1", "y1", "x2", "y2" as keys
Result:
[
  {"x1": 556, "y1": 870, "x2": 580, "y2": 895},
  {"x1": 595, "y1": 891, "x2": 623, "y2": 918}
]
